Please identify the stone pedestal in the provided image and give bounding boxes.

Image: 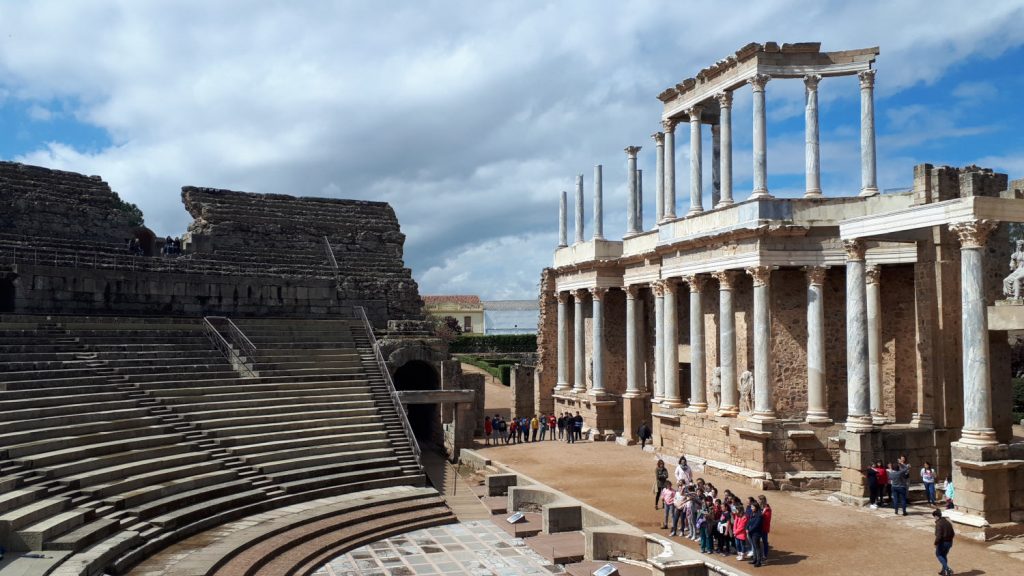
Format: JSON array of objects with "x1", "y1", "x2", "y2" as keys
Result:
[
  {"x1": 621, "y1": 393, "x2": 650, "y2": 444},
  {"x1": 838, "y1": 429, "x2": 881, "y2": 502},
  {"x1": 949, "y1": 442, "x2": 1024, "y2": 532}
]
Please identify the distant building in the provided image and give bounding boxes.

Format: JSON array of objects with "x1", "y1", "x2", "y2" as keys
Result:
[
  {"x1": 482, "y1": 299, "x2": 539, "y2": 335},
  {"x1": 422, "y1": 295, "x2": 484, "y2": 334}
]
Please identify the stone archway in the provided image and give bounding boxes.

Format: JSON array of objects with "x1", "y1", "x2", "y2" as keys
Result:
[{"x1": 392, "y1": 360, "x2": 441, "y2": 442}]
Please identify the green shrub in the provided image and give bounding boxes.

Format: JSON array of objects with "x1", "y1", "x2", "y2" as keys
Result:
[
  {"x1": 1013, "y1": 377, "x2": 1024, "y2": 423},
  {"x1": 449, "y1": 334, "x2": 536, "y2": 354}
]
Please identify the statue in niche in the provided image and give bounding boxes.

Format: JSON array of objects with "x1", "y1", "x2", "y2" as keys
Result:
[
  {"x1": 1003, "y1": 239, "x2": 1024, "y2": 300},
  {"x1": 739, "y1": 370, "x2": 755, "y2": 413},
  {"x1": 711, "y1": 367, "x2": 721, "y2": 408}
]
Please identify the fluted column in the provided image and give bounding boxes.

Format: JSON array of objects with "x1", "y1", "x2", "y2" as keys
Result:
[
  {"x1": 593, "y1": 165, "x2": 604, "y2": 240},
  {"x1": 555, "y1": 291, "x2": 570, "y2": 391},
  {"x1": 804, "y1": 74, "x2": 822, "y2": 198},
  {"x1": 711, "y1": 125, "x2": 721, "y2": 208},
  {"x1": 687, "y1": 105, "x2": 704, "y2": 215},
  {"x1": 866, "y1": 265, "x2": 885, "y2": 423},
  {"x1": 747, "y1": 266, "x2": 776, "y2": 421},
  {"x1": 653, "y1": 281, "x2": 666, "y2": 403},
  {"x1": 653, "y1": 132, "x2": 665, "y2": 223},
  {"x1": 859, "y1": 69, "x2": 878, "y2": 196},
  {"x1": 624, "y1": 285, "x2": 641, "y2": 397},
  {"x1": 749, "y1": 74, "x2": 772, "y2": 199},
  {"x1": 845, "y1": 239, "x2": 873, "y2": 432},
  {"x1": 684, "y1": 275, "x2": 707, "y2": 412},
  {"x1": 574, "y1": 175, "x2": 584, "y2": 244},
  {"x1": 590, "y1": 287, "x2": 608, "y2": 396},
  {"x1": 805, "y1": 266, "x2": 830, "y2": 422},
  {"x1": 713, "y1": 271, "x2": 739, "y2": 416},
  {"x1": 558, "y1": 190, "x2": 568, "y2": 247},
  {"x1": 950, "y1": 220, "x2": 999, "y2": 445},
  {"x1": 626, "y1": 146, "x2": 642, "y2": 236},
  {"x1": 637, "y1": 169, "x2": 644, "y2": 228},
  {"x1": 716, "y1": 91, "x2": 734, "y2": 207},
  {"x1": 573, "y1": 289, "x2": 587, "y2": 392},
  {"x1": 663, "y1": 119, "x2": 677, "y2": 219},
  {"x1": 662, "y1": 279, "x2": 682, "y2": 407}
]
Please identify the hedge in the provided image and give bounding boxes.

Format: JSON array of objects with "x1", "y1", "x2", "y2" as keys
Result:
[
  {"x1": 459, "y1": 355, "x2": 507, "y2": 384},
  {"x1": 1014, "y1": 378, "x2": 1024, "y2": 424},
  {"x1": 450, "y1": 334, "x2": 537, "y2": 354}
]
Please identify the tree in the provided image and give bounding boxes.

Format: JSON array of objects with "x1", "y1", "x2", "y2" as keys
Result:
[{"x1": 431, "y1": 315, "x2": 462, "y2": 343}]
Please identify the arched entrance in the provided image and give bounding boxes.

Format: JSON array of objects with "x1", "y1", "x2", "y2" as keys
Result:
[
  {"x1": 0, "y1": 277, "x2": 15, "y2": 313},
  {"x1": 392, "y1": 360, "x2": 440, "y2": 442}
]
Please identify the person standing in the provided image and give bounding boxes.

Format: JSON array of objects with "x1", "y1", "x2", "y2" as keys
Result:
[
  {"x1": 567, "y1": 414, "x2": 576, "y2": 444},
  {"x1": 675, "y1": 456, "x2": 693, "y2": 486},
  {"x1": 654, "y1": 460, "x2": 669, "y2": 510},
  {"x1": 659, "y1": 479, "x2": 675, "y2": 529},
  {"x1": 864, "y1": 463, "x2": 880, "y2": 509},
  {"x1": 548, "y1": 414, "x2": 557, "y2": 440},
  {"x1": 699, "y1": 497, "x2": 714, "y2": 553},
  {"x1": 483, "y1": 416, "x2": 493, "y2": 446},
  {"x1": 890, "y1": 461, "x2": 909, "y2": 515},
  {"x1": 758, "y1": 495, "x2": 772, "y2": 560},
  {"x1": 933, "y1": 509, "x2": 955, "y2": 576},
  {"x1": 557, "y1": 413, "x2": 566, "y2": 440},
  {"x1": 745, "y1": 502, "x2": 765, "y2": 568},
  {"x1": 921, "y1": 461, "x2": 938, "y2": 506},
  {"x1": 573, "y1": 412, "x2": 584, "y2": 441},
  {"x1": 530, "y1": 415, "x2": 540, "y2": 442},
  {"x1": 873, "y1": 460, "x2": 890, "y2": 506},
  {"x1": 732, "y1": 503, "x2": 748, "y2": 561},
  {"x1": 944, "y1": 475, "x2": 955, "y2": 509},
  {"x1": 637, "y1": 421, "x2": 652, "y2": 450},
  {"x1": 670, "y1": 482, "x2": 686, "y2": 537},
  {"x1": 539, "y1": 414, "x2": 549, "y2": 441}
]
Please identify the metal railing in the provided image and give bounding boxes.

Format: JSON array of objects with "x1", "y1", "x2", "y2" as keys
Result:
[
  {"x1": 202, "y1": 317, "x2": 257, "y2": 378},
  {"x1": 354, "y1": 306, "x2": 422, "y2": 466},
  {"x1": 223, "y1": 316, "x2": 258, "y2": 363},
  {"x1": 323, "y1": 236, "x2": 339, "y2": 271}
]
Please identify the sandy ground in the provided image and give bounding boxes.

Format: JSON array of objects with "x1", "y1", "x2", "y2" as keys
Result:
[{"x1": 462, "y1": 362, "x2": 511, "y2": 420}]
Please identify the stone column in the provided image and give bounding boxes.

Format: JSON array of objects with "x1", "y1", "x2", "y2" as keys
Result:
[
  {"x1": 711, "y1": 124, "x2": 721, "y2": 208},
  {"x1": 625, "y1": 146, "x2": 642, "y2": 236},
  {"x1": 590, "y1": 287, "x2": 608, "y2": 396},
  {"x1": 624, "y1": 285, "x2": 641, "y2": 397},
  {"x1": 637, "y1": 169, "x2": 644, "y2": 228},
  {"x1": 653, "y1": 280, "x2": 666, "y2": 403},
  {"x1": 859, "y1": 69, "x2": 879, "y2": 197},
  {"x1": 558, "y1": 190, "x2": 568, "y2": 247},
  {"x1": 805, "y1": 266, "x2": 830, "y2": 422},
  {"x1": 573, "y1": 289, "x2": 587, "y2": 392},
  {"x1": 845, "y1": 239, "x2": 873, "y2": 431},
  {"x1": 713, "y1": 271, "x2": 739, "y2": 416},
  {"x1": 593, "y1": 165, "x2": 604, "y2": 240},
  {"x1": 804, "y1": 74, "x2": 822, "y2": 198},
  {"x1": 684, "y1": 274, "x2": 707, "y2": 412},
  {"x1": 555, "y1": 291, "x2": 570, "y2": 391},
  {"x1": 716, "y1": 91, "x2": 734, "y2": 207},
  {"x1": 747, "y1": 266, "x2": 777, "y2": 421},
  {"x1": 653, "y1": 132, "x2": 665, "y2": 223},
  {"x1": 662, "y1": 279, "x2": 682, "y2": 407},
  {"x1": 866, "y1": 265, "x2": 885, "y2": 423},
  {"x1": 749, "y1": 74, "x2": 772, "y2": 199},
  {"x1": 687, "y1": 105, "x2": 704, "y2": 215},
  {"x1": 663, "y1": 119, "x2": 677, "y2": 219},
  {"x1": 950, "y1": 220, "x2": 999, "y2": 445},
  {"x1": 574, "y1": 175, "x2": 584, "y2": 244}
]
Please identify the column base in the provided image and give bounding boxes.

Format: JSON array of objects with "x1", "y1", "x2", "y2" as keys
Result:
[
  {"x1": 592, "y1": 235, "x2": 605, "y2": 241},
  {"x1": 713, "y1": 200, "x2": 734, "y2": 209},
  {"x1": 621, "y1": 390, "x2": 648, "y2": 399},
  {"x1": 859, "y1": 187, "x2": 879, "y2": 197},
  {"x1": 715, "y1": 405, "x2": 739, "y2": 417},
  {"x1": 554, "y1": 383, "x2": 571, "y2": 392},
  {"x1": 908, "y1": 412, "x2": 934, "y2": 429},
  {"x1": 684, "y1": 402, "x2": 708, "y2": 414},
  {"x1": 805, "y1": 415, "x2": 833, "y2": 424},
  {"x1": 749, "y1": 189, "x2": 773, "y2": 200},
  {"x1": 588, "y1": 389, "x2": 609, "y2": 399},
  {"x1": 651, "y1": 396, "x2": 664, "y2": 405},
  {"x1": 844, "y1": 415, "x2": 875, "y2": 433},
  {"x1": 571, "y1": 387, "x2": 586, "y2": 395},
  {"x1": 686, "y1": 208, "x2": 704, "y2": 217},
  {"x1": 958, "y1": 428, "x2": 999, "y2": 446},
  {"x1": 661, "y1": 399, "x2": 685, "y2": 409},
  {"x1": 803, "y1": 190, "x2": 822, "y2": 199},
  {"x1": 871, "y1": 411, "x2": 888, "y2": 425},
  {"x1": 747, "y1": 411, "x2": 777, "y2": 423}
]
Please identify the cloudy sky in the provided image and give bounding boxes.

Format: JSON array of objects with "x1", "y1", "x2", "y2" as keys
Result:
[{"x1": 2, "y1": 1, "x2": 1024, "y2": 299}]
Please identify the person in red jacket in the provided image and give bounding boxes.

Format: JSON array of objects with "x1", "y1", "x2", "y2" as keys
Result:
[
  {"x1": 873, "y1": 460, "x2": 889, "y2": 507},
  {"x1": 758, "y1": 495, "x2": 772, "y2": 561},
  {"x1": 483, "y1": 416, "x2": 493, "y2": 446}
]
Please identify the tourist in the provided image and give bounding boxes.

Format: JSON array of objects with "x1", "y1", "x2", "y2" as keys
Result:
[
  {"x1": 889, "y1": 460, "x2": 909, "y2": 515},
  {"x1": 573, "y1": 412, "x2": 583, "y2": 441},
  {"x1": 547, "y1": 414, "x2": 556, "y2": 440},
  {"x1": 530, "y1": 414, "x2": 539, "y2": 442},
  {"x1": 757, "y1": 495, "x2": 772, "y2": 560},
  {"x1": 539, "y1": 413, "x2": 548, "y2": 441},
  {"x1": 670, "y1": 481, "x2": 686, "y2": 536},
  {"x1": 745, "y1": 502, "x2": 765, "y2": 568},
  {"x1": 483, "y1": 416, "x2": 492, "y2": 446},
  {"x1": 508, "y1": 418, "x2": 518, "y2": 444},
  {"x1": 921, "y1": 461, "x2": 938, "y2": 505},
  {"x1": 557, "y1": 413, "x2": 565, "y2": 440},
  {"x1": 864, "y1": 462, "x2": 880, "y2": 509},
  {"x1": 521, "y1": 417, "x2": 530, "y2": 443},
  {"x1": 675, "y1": 456, "x2": 693, "y2": 485},
  {"x1": 873, "y1": 460, "x2": 889, "y2": 506},
  {"x1": 566, "y1": 413, "x2": 576, "y2": 444},
  {"x1": 497, "y1": 416, "x2": 508, "y2": 444},
  {"x1": 686, "y1": 489, "x2": 700, "y2": 541},
  {"x1": 944, "y1": 475, "x2": 955, "y2": 509},
  {"x1": 714, "y1": 498, "x2": 731, "y2": 556},
  {"x1": 637, "y1": 421, "x2": 652, "y2": 449},
  {"x1": 706, "y1": 483, "x2": 718, "y2": 500},
  {"x1": 698, "y1": 497, "x2": 714, "y2": 553},
  {"x1": 660, "y1": 479, "x2": 675, "y2": 529},
  {"x1": 933, "y1": 509, "x2": 955, "y2": 576},
  {"x1": 732, "y1": 502, "x2": 748, "y2": 560},
  {"x1": 654, "y1": 460, "x2": 669, "y2": 510}
]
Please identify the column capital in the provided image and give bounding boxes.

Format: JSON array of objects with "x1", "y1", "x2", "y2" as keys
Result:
[
  {"x1": 652, "y1": 131, "x2": 665, "y2": 145},
  {"x1": 651, "y1": 280, "x2": 666, "y2": 297},
  {"x1": 843, "y1": 238, "x2": 867, "y2": 261},
  {"x1": 865, "y1": 265, "x2": 881, "y2": 285},
  {"x1": 662, "y1": 277, "x2": 679, "y2": 294},
  {"x1": 686, "y1": 104, "x2": 704, "y2": 122},
  {"x1": 858, "y1": 69, "x2": 877, "y2": 89},
  {"x1": 715, "y1": 90, "x2": 733, "y2": 108},
  {"x1": 682, "y1": 274, "x2": 707, "y2": 293},
  {"x1": 624, "y1": 145, "x2": 642, "y2": 158},
  {"x1": 555, "y1": 290, "x2": 570, "y2": 304},
  {"x1": 746, "y1": 265, "x2": 777, "y2": 287},
  {"x1": 624, "y1": 284, "x2": 640, "y2": 299},
  {"x1": 712, "y1": 270, "x2": 739, "y2": 290},
  {"x1": 661, "y1": 118, "x2": 678, "y2": 133},
  {"x1": 572, "y1": 288, "x2": 589, "y2": 301},
  {"x1": 803, "y1": 265, "x2": 829, "y2": 286},
  {"x1": 749, "y1": 73, "x2": 771, "y2": 92},
  {"x1": 590, "y1": 286, "x2": 609, "y2": 300},
  {"x1": 803, "y1": 74, "x2": 822, "y2": 90},
  {"x1": 949, "y1": 219, "x2": 998, "y2": 248}
]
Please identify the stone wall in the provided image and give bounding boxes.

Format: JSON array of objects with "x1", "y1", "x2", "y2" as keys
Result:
[
  {"x1": 511, "y1": 364, "x2": 536, "y2": 418},
  {"x1": 534, "y1": 268, "x2": 557, "y2": 414}
]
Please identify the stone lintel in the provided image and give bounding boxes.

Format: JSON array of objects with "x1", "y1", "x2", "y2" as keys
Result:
[
  {"x1": 841, "y1": 196, "x2": 1024, "y2": 241},
  {"x1": 397, "y1": 389, "x2": 475, "y2": 404}
]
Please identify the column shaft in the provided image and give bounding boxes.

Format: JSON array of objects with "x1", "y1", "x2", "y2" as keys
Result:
[
  {"x1": 593, "y1": 165, "x2": 604, "y2": 240},
  {"x1": 804, "y1": 75, "x2": 822, "y2": 198},
  {"x1": 748, "y1": 266, "x2": 776, "y2": 420},
  {"x1": 866, "y1": 266, "x2": 884, "y2": 422},
  {"x1": 805, "y1": 267, "x2": 830, "y2": 422},
  {"x1": 663, "y1": 120, "x2": 677, "y2": 219},
  {"x1": 714, "y1": 272, "x2": 738, "y2": 416},
  {"x1": 625, "y1": 287, "x2": 640, "y2": 396},
  {"x1": 591, "y1": 288, "x2": 606, "y2": 395},
  {"x1": 653, "y1": 132, "x2": 665, "y2": 223},
  {"x1": 556, "y1": 292, "x2": 569, "y2": 390},
  {"x1": 859, "y1": 70, "x2": 879, "y2": 196},
  {"x1": 750, "y1": 75, "x2": 771, "y2": 199},
  {"x1": 845, "y1": 240, "x2": 872, "y2": 431},
  {"x1": 688, "y1": 106, "x2": 703, "y2": 215},
  {"x1": 711, "y1": 125, "x2": 721, "y2": 208},
  {"x1": 637, "y1": 169, "x2": 644, "y2": 229},
  {"x1": 662, "y1": 281, "x2": 682, "y2": 407},
  {"x1": 716, "y1": 92, "x2": 734, "y2": 207},
  {"x1": 653, "y1": 283, "x2": 665, "y2": 403},
  {"x1": 558, "y1": 190, "x2": 567, "y2": 247},
  {"x1": 573, "y1": 290, "x2": 586, "y2": 391},
  {"x1": 686, "y1": 276, "x2": 707, "y2": 412},
  {"x1": 574, "y1": 175, "x2": 584, "y2": 244},
  {"x1": 625, "y1": 146, "x2": 641, "y2": 235}
]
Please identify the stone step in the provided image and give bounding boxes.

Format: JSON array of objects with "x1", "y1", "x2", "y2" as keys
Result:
[
  {"x1": 44, "y1": 517, "x2": 120, "y2": 552},
  {"x1": 0, "y1": 496, "x2": 68, "y2": 532},
  {"x1": 17, "y1": 507, "x2": 93, "y2": 550}
]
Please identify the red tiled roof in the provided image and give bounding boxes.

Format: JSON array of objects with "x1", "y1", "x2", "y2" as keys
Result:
[{"x1": 422, "y1": 295, "x2": 481, "y2": 305}]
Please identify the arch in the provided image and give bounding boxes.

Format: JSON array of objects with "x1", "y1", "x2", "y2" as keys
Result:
[{"x1": 392, "y1": 360, "x2": 440, "y2": 442}]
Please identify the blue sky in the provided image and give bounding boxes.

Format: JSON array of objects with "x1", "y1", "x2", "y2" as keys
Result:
[{"x1": 2, "y1": 1, "x2": 1023, "y2": 299}]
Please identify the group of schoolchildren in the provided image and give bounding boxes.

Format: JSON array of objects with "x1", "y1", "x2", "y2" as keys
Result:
[
  {"x1": 862, "y1": 455, "x2": 954, "y2": 514},
  {"x1": 482, "y1": 412, "x2": 585, "y2": 445},
  {"x1": 654, "y1": 457, "x2": 772, "y2": 568}
]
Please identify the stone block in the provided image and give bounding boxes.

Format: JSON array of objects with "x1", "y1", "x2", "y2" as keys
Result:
[
  {"x1": 543, "y1": 504, "x2": 583, "y2": 533},
  {"x1": 487, "y1": 473, "x2": 518, "y2": 497}
]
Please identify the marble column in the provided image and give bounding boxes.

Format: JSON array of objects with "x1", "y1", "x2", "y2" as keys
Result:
[
  {"x1": 653, "y1": 132, "x2": 665, "y2": 223},
  {"x1": 804, "y1": 266, "x2": 830, "y2": 422},
  {"x1": 653, "y1": 281, "x2": 666, "y2": 403},
  {"x1": 688, "y1": 105, "x2": 704, "y2": 216},
  {"x1": 574, "y1": 175, "x2": 584, "y2": 244},
  {"x1": 711, "y1": 125, "x2": 721, "y2": 208},
  {"x1": 684, "y1": 274, "x2": 707, "y2": 412},
  {"x1": 624, "y1": 285, "x2": 641, "y2": 397},
  {"x1": 866, "y1": 265, "x2": 885, "y2": 423},
  {"x1": 844, "y1": 239, "x2": 873, "y2": 431},
  {"x1": 859, "y1": 69, "x2": 879, "y2": 197},
  {"x1": 716, "y1": 91, "x2": 734, "y2": 207},
  {"x1": 750, "y1": 74, "x2": 772, "y2": 199},
  {"x1": 804, "y1": 74, "x2": 822, "y2": 198},
  {"x1": 626, "y1": 146, "x2": 642, "y2": 236},
  {"x1": 662, "y1": 279, "x2": 682, "y2": 407},
  {"x1": 558, "y1": 190, "x2": 568, "y2": 248},
  {"x1": 590, "y1": 287, "x2": 608, "y2": 396},
  {"x1": 637, "y1": 169, "x2": 644, "y2": 228},
  {"x1": 713, "y1": 271, "x2": 739, "y2": 416},
  {"x1": 573, "y1": 289, "x2": 587, "y2": 392},
  {"x1": 663, "y1": 119, "x2": 677, "y2": 220},
  {"x1": 555, "y1": 291, "x2": 570, "y2": 391},
  {"x1": 950, "y1": 220, "x2": 999, "y2": 445},
  {"x1": 747, "y1": 266, "x2": 776, "y2": 421},
  {"x1": 593, "y1": 165, "x2": 604, "y2": 240}
]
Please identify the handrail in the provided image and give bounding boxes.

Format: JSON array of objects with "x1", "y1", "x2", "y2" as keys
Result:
[
  {"x1": 323, "y1": 236, "x2": 339, "y2": 271},
  {"x1": 223, "y1": 317, "x2": 258, "y2": 363},
  {"x1": 354, "y1": 306, "x2": 422, "y2": 466},
  {"x1": 202, "y1": 317, "x2": 257, "y2": 378}
]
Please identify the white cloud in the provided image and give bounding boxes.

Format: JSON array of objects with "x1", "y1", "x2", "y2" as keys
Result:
[{"x1": 26, "y1": 103, "x2": 52, "y2": 121}]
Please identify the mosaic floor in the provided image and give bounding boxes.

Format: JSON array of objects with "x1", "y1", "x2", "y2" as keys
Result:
[{"x1": 316, "y1": 520, "x2": 564, "y2": 576}]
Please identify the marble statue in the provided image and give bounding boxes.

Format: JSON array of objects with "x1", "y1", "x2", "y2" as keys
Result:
[
  {"x1": 1003, "y1": 239, "x2": 1024, "y2": 299},
  {"x1": 739, "y1": 370, "x2": 755, "y2": 413},
  {"x1": 711, "y1": 367, "x2": 721, "y2": 408}
]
